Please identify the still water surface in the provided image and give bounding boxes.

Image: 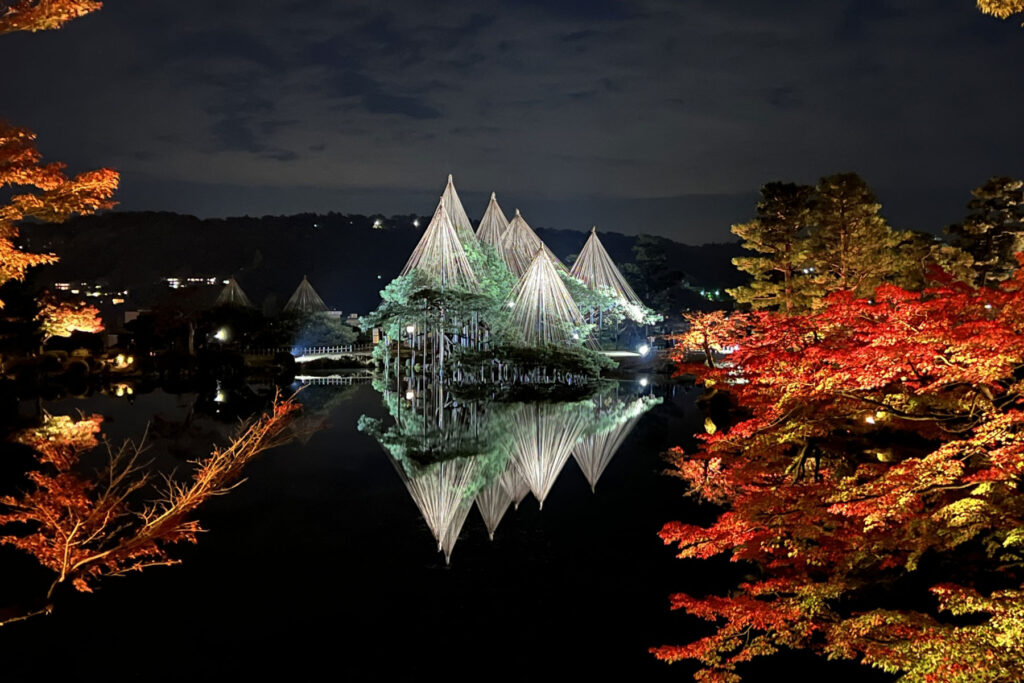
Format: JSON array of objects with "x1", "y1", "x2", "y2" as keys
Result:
[{"x1": 1, "y1": 378, "x2": 885, "y2": 680}]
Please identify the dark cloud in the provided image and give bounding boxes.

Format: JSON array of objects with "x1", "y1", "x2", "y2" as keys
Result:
[
  {"x1": 0, "y1": 0, "x2": 1022, "y2": 243},
  {"x1": 211, "y1": 117, "x2": 265, "y2": 153},
  {"x1": 327, "y1": 70, "x2": 440, "y2": 119},
  {"x1": 173, "y1": 28, "x2": 284, "y2": 68}
]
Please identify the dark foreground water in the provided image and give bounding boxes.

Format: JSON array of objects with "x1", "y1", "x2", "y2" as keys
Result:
[{"x1": 1, "y1": 379, "x2": 887, "y2": 681}]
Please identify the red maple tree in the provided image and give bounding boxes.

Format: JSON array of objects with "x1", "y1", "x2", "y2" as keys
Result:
[{"x1": 654, "y1": 268, "x2": 1024, "y2": 681}]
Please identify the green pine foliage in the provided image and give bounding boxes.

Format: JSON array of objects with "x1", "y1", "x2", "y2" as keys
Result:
[
  {"x1": 729, "y1": 173, "x2": 973, "y2": 312},
  {"x1": 728, "y1": 182, "x2": 815, "y2": 313},
  {"x1": 948, "y1": 176, "x2": 1024, "y2": 286}
]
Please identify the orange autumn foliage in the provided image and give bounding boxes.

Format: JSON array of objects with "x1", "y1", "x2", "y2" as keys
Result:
[
  {"x1": 0, "y1": 0, "x2": 102, "y2": 34},
  {"x1": 0, "y1": 397, "x2": 300, "y2": 611},
  {"x1": 0, "y1": 122, "x2": 118, "y2": 307},
  {"x1": 35, "y1": 297, "x2": 103, "y2": 343}
]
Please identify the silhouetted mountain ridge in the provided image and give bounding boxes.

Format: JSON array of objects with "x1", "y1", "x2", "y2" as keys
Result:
[{"x1": 21, "y1": 211, "x2": 744, "y2": 315}]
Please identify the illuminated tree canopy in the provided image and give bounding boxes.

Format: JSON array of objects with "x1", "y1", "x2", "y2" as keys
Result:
[
  {"x1": 0, "y1": 0, "x2": 102, "y2": 34},
  {"x1": 655, "y1": 268, "x2": 1024, "y2": 682},
  {"x1": 977, "y1": 0, "x2": 1024, "y2": 20},
  {"x1": 36, "y1": 297, "x2": 103, "y2": 343},
  {"x1": 0, "y1": 122, "x2": 118, "y2": 307}
]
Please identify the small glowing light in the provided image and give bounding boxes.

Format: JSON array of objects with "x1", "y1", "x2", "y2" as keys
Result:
[
  {"x1": 373, "y1": 219, "x2": 382, "y2": 229},
  {"x1": 377, "y1": 274, "x2": 382, "y2": 279},
  {"x1": 638, "y1": 344, "x2": 650, "y2": 355},
  {"x1": 572, "y1": 332, "x2": 579, "y2": 339},
  {"x1": 412, "y1": 219, "x2": 420, "y2": 227},
  {"x1": 115, "y1": 353, "x2": 125, "y2": 365},
  {"x1": 214, "y1": 391, "x2": 227, "y2": 403},
  {"x1": 126, "y1": 386, "x2": 134, "y2": 395},
  {"x1": 639, "y1": 378, "x2": 649, "y2": 387},
  {"x1": 214, "y1": 328, "x2": 229, "y2": 342},
  {"x1": 115, "y1": 385, "x2": 125, "y2": 397},
  {"x1": 405, "y1": 390, "x2": 415, "y2": 400},
  {"x1": 126, "y1": 356, "x2": 134, "y2": 365},
  {"x1": 864, "y1": 415, "x2": 876, "y2": 425},
  {"x1": 985, "y1": 304, "x2": 993, "y2": 310},
  {"x1": 406, "y1": 324, "x2": 416, "y2": 334}
]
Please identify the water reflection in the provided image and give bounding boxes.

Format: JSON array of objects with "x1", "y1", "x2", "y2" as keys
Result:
[{"x1": 359, "y1": 381, "x2": 660, "y2": 563}]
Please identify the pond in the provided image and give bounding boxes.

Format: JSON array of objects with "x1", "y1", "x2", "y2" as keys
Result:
[{"x1": 0, "y1": 376, "x2": 887, "y2": 680}]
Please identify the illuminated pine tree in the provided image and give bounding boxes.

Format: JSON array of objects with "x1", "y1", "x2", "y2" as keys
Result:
[
  {"x1": 727, "y1": 182, "x2": 815, "y2": 313},
  {"x1": 805, "y1": 173, "x2": 910, "y2": 303},
  {"x1": 948, "y1": 176, "x2": 1024, "y2": 286}
]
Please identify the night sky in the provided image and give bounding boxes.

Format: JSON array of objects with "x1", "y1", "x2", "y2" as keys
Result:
[{"x1": 2, "y1": 0, "x2": 1022, "y2": 242}]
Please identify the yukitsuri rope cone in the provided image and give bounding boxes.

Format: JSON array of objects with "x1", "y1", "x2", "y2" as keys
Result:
[
  {"x1": 284, "y1": 275, "x2": 328, "y2": 313},
  {"x1": 570, "y1": 227, "x2": 645, "y2": 306},
  {"x1": 215, "y1": 278, "x2": 254, "y2": 308},
  {"x1": 440, "y1": 174, "x2": 477, "y2": 247},
  {"x1": 476, "y1": 191, "x2": 509, "y2": 249},
  {"x1": 507, "y1": 248, "x2": 587, "y2": 345},
  {"x1": 474, "y1": 461, "x2": 515, "y2": 541},
  {"x1": 507, "y1": 403, "x2": 591, "y2": 509},
  {"x1": 400, "y1": 199, "x2": 479, "y2": 292},
  {"x1": 500, "y1": 209, "x2": 565, "y2": 278},
  {"x1": 572, "y1": 404, "x2": 645, "y2": 492},
  {"x1": 391, "y1": 455, "x2": 479, "y2": 564}
]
